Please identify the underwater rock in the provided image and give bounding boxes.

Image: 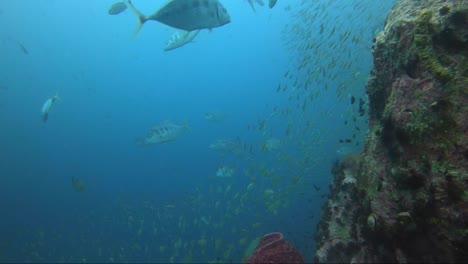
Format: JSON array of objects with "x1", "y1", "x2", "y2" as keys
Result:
[
  {"x1": 314, "y1": 0, "x2": 467, "y2": 263},
  {"x1": 246, "y1": 232, "x2": 304, "y2": 263}
]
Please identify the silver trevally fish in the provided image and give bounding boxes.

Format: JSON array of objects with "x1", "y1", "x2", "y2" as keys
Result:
[
  {"x1": 164, "y1": 29, "x2": 200, "y2": 51},
  {"x1": 126, "y1": 0, "x2": 231, "y2": 37},
  {"x1": 136, "y1": 120, "x2": 190, "y2": 146}
]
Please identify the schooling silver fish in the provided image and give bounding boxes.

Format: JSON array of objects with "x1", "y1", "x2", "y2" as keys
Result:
[{"x1": 126, "y1": 0, "x2": 231, "y2": 37}]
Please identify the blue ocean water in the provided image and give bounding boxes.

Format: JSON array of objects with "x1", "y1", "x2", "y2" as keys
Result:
[{"x1": 0, "y1": 0, "x2": 396, "y2": 262}]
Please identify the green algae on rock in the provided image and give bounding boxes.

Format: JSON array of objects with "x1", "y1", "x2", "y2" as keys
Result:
[{"x1": 314, "y1": 0, "x2": 467, "y2": 262}]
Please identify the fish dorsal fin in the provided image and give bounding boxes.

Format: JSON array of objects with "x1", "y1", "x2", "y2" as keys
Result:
[
  {"x1": 148, "y1": 0, "x2": 175, "y2": 18},
  {"x1": 160, "y1": 0, "x2": 176, "y2": 9}
]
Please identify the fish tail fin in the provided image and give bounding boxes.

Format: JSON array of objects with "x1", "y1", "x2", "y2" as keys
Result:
[
  {"x1": 182, "y1": 120, "x2": 192, "y2": 132},
  {"x1": 126, "y1": 0, "x2": 147, "y2": 39},
  {"x1": 54, "y1": 89, "x2": 61, "y2": 102}
]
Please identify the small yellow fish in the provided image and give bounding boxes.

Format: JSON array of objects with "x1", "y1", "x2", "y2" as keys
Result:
[{"x1": 252, "y1": 222, "x2": 261, "y2": 228}]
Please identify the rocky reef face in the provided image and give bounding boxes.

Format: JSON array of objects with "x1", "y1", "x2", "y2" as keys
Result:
[{"x1": 314, "y1": 0, "x2": 467, "y2": 262}]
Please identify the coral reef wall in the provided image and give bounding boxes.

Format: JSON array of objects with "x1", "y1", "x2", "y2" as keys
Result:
[{"x1": 314, "y1": 0, "x2": 467, "y2": 262}]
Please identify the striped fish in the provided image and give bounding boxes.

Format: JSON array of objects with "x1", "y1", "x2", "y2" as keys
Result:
[{"x1": 136, "y1": 121, "x2": 190, "y2": 146}]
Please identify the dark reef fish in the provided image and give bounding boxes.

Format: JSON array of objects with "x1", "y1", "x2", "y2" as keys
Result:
[{"x1": 17, "y1": 42, "x2": 28, "y2": 55}]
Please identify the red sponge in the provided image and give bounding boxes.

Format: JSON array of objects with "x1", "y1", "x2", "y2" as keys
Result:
[{"x1": 246, "y1": 232, "x2": 305, "y2": 264}]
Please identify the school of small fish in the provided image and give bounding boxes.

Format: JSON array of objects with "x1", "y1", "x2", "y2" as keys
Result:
[
  {"x1": 11, "y1": 0, "x2": 402, "y2": 262},
  {"x1": 216, "y1": 166, "x2": 234, "y2": 178},
  {"x1": 113, "y1": 0, "x2": 398, "y2": 250}
]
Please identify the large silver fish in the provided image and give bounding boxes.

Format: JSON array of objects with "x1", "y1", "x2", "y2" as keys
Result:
[{"x1": 126, "y1": 0, "x2": 231, "y2": 37}]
